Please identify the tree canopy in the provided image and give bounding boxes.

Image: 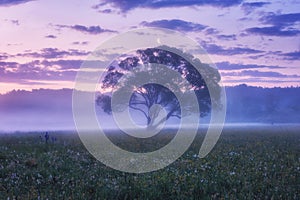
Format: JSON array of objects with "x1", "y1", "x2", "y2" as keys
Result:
[{"x1": 96, "y1": 46, "x2": 221, "y2": 129}]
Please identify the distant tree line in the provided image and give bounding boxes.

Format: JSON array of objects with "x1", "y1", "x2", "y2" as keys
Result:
[
  {"x1": 225, "y1": 84, "x2": 300, "y2": 123},
  {"x1": 0, "y1": 85, "x2": 299, "y2": 124}
]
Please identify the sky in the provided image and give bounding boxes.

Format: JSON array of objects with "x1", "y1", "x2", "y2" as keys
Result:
[{"x1": 0, "y1": 0, "x2": 299, "y2": 94}]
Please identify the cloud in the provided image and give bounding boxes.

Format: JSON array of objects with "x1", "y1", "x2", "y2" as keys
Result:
[
  {"x1": 278, "y1": 51, "x2": 300, "y2": 60},
  {"x1": 242, "y1": 2, "x2": 270, "y2": 8},
  {"x1": 91, "y1": 4, "x2": 117, "y2": 14},
  {"x1": 41, "y1": 59, "x2": 83, "y2": 70},
  {"x1": 72, "y1": 41, "x2": 89, "y2": 45},
  {"x1": 204, "y1": 28, "x2": 220, "y2": 35},
  {"x1": 223, "y1": 78, "x2": 299, "y2": 84},
  {"x1": 0, "y1": 53, "x2": 10, "y2": 60},
  {"x1": 97, "y1": 0, "x2": 243, "y2": 12},
  {"x1": 262, "y1": 13, "x2": 300, "y2": 27},
  {"x1": 7, "y1": 43, "x2": 22, "y2": 46},
  {"x1": 0, "y1": 61, "x2": 18, "y2": 69},
  {"x1": 57, "y1": 24, "x2": 116, "y2": 34},
  {"x1": 0, "y1": 59, "x2": 106, "y2": 83},
  {"x1": 17, "y1": 48, "x2": 90, "y2": 59},
  {"x1": 4, "y1": 19, "x2": 20, "y2": 25},
  {"x1": 70, "y1": 25, "x2": 115, "y2": 34},
  {"x1": 222, "y1": 70, "x2": 299, "y2": 78},
  {"x1": 45, "y1": 35, "x2": 57, "y2": 39},
  {"x1": 245, "y1": 26, "x2": 300, "y2": 37},
  {"x1": 217, "y1": 62, "x2": 285, "y2": 70},
  {"x1": 202, "y1": 28, "x2": 236, "y2": 41},
  {"x1": 141, "y1": 19, "x2": 207, "y2": 32},
  {"x1": 216, "y1": 34, "x2": 237, "y2": 41},
  {"x1": 201, "y1": 43, "x2": 264, "y2": 55},
  {"x1": 98, "y1": 9, "x2": 113, "y2": 14},
  {"x1": 0, "y1": 60, "x2": 78, "y2": 82},
  {"x1": 0, "y1": 0, "x2": 33, "y2": 6},
  {"x1": 241, "y1": 2, "x2": 270, "y2": 15},
  {"x1": 245, "y1": 12, "x2": 300, "y2": 37}
]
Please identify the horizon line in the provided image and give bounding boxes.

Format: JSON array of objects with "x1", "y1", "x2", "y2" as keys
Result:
[{"x1": 1, "y1": 84, "x2": 300, "y2": 95}]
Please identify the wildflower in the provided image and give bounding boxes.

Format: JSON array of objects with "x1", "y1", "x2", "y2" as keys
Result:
[
  {"x1": 229, "y1": 151, "x2": 239, "y2": 156},
  {"x1": 229, "y1": 171, "x2": 236, "y2": 175}
]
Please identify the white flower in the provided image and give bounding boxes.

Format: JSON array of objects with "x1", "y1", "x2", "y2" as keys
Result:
[{"x1": 229, "y1": 171, "x2": 236, "y2": 175}]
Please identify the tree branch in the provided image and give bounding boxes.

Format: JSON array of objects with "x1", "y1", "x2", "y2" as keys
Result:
[
  {"x1": 170, "y1": 114, "x2": 181, "y2": 119},
  {"x1": 129, "y1": 104, "x2": 149, "y2": 121}
]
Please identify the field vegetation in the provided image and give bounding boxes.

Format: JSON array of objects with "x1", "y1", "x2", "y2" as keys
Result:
[{"x1": 0, "y1": 126, "x2": 299, "y2": 199}]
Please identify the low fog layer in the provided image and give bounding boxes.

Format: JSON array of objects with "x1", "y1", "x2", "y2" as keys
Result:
[{"x1": 0, "y1": 85, "x2": 299, "y2": 131}]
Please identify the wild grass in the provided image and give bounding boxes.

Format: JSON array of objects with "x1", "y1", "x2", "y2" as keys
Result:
[{"x1": 0, "y1": 126, "x2": 299, "y2": 199}]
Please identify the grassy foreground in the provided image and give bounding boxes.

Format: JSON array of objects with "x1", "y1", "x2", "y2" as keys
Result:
[{"x1": 0, "y1": 126, "x2": 299, "y2": 199}]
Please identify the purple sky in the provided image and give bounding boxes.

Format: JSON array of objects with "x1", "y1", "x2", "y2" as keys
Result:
[{"x1": 0, "y1": 0, "x2": 299, "y2": 94}]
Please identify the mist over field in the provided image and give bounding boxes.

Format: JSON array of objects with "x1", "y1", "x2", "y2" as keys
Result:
[
  {"x1": 0, "y1": 85, "x2": 299, "y2": 132},
  {"x1": 1, "y1": 0, "x2": 299, "y2": 199}
]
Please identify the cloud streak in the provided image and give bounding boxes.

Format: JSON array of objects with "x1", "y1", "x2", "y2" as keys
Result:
[
  {"x1": 278, "y1": 51, "x2": 300, "y2": 60},
  {"x1": 246, "y1": 26, "x2": 300, "y2": 37},
  {"x1": 246, "y1": 12, "x2": 300, "y2": 37},
  {"x1": 216, "y1": 34, "x2": 237, "y2": 41},
  {"x1": 0, "y1": 59, "x2": 79, "y2": 82},
  {"x1": 97, "y1": 0, "x2": 243, "y2": 12},
  {"x1": 241, "y1": 2, "x2": 270, "y2": 15},
  {"x1": 0, "y1": 59, "x2": 105, "y2": 83},
  {"x1": 141, "y1": 19, "x2": 207, "y2": 32},
  {"x1": 262, "y1": 13, "x2": 300, "y2": 27},
  {"x1": 0, "y1": 0, "x2": 33, "y2": 7},
  {"x1": 0, "y1": 53, "x2": 9, "y2": 60},
  {"x1": 217, "y1": 62, "x2": 285, "y2": 70},
  {"x1": 45, "y1": 35, "x2": 57, "y2": 39},
  {"x1": 57, "y1": 24, "x2": 116, "y2": 35},
  {"x1": 201, "y1": 43, "x2": 264, "y2": 55},
  {"x1": 222, "y1": 70, "x2": 299, "y2": 78},
  {"x1": 17, "y1": 48, "x2": 89, "y2": 59}
]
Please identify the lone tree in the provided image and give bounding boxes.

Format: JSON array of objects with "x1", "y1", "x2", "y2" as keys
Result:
[{"x1": 96, "y1": 46, "x2": 221, "y2": 129}]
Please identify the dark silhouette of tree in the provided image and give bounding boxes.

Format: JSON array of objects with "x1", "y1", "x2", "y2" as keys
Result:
[
  {"x1": 96, "y1": 46, "x2": 222, "y2": 129},
  {"x1": 96, "y1": 94, "x2": 112, "y2": 114}
]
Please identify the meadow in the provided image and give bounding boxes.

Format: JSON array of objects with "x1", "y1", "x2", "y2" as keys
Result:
[{"x1": 0, "y1": 125, "x2": 299, "y2": 199}]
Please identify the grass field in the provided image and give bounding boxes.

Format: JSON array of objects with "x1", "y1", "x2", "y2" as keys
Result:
[{"x1": 0, "y1": 125, "x2": 299, "y2": 199}]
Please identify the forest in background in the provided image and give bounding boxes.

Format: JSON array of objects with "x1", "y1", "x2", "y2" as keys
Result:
[{"x1": 0, "y1": 85, "x2": 299, "y2": 131}]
